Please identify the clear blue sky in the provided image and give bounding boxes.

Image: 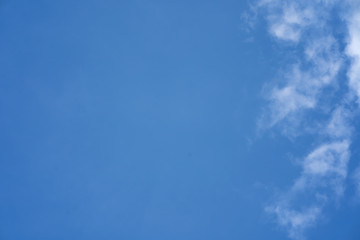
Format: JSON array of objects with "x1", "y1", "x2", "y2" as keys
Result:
[{"x1": 1, "y1": 1, "x2": 360, "y2": 239}]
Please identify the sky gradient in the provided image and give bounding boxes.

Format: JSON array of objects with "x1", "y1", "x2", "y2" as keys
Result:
[{"x1": 1, "y1": 1, "x2": 360, "y2": 239}]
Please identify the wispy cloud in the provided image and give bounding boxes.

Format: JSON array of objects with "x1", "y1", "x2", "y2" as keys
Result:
[
  {"x1": 345, "y1": 7, "x2": 360, "y2": 203},
  {"x1": 325, "y1": 106, "x2": 353, "y2": 139},
  {"x1": 266, "y1": 3, "x2": 314, "y2": 42},
  {"x1": 255, "y1": 1, "x2": 343, "y2": 130},
  {"x1": 352, "y1": 167, "x2": 360, "y2": 198},
  {"x1": 296, "y1": 140, "x2": 350, "y2": 196},
  {"x1": 266, "y1": 204, "x2": 322, "y2": 240},
  {"x1": 249, "y1": 0, "x2": 360, "y2": 239},
  {"x1": 346, "y1": 12, "x2": 360, "y2": 101},
  {"x1": 266, "y1": 138, "x2": 350, "y2": 239},
  {"x1": 257, "y1": 0, "x2": 337, "y2": 43}
]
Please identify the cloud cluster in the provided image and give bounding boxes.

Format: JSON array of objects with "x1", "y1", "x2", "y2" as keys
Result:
[
  {"x1": 258, "y1": 2, "x2": 343, "y2": 129},
  {"x1": 251, "y1": 0, "x2": 360, "y2": 239}
]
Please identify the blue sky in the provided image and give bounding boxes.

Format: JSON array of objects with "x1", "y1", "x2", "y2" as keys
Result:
[{"x1": 1, "y1": 1, "x2": 360, "y2": 239}]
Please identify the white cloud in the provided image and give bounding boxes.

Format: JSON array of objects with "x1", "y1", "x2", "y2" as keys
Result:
[
  {"x1": 266, "y1": 205, "x2": 321, "y2": 240},
  {"x1": 256, "y1": 0, "x2": 338, "y2": 43},
  {"x1": 326, "y1": 107, "x2": 352, "y2": 139},
  {"x1": 352, "y1": 167, "x2": 360, "y2": 198},
  {"x1": 346, "y1": 12, "x2": 360, "y2": 102},
  {"x1": 269, "y1": 83, "x2": 316, "y2": 126},
  {"x1": 304, "y1": 36, "x2": 342, "y2": 85},
  {"x1": 345, "y1": 9, "x2": 360, "y2": 200},
  {"x1": 255, "y1": 2, "x2": 343, "y2": 129},
  {"x1": 267, "y1": 139, "x2": 350, "y2": 239},
  {"x1": 303, "y1": 141, "x2": 349, "y2": 178},
  {"x1": 267, "y1": 36, "x2": 342, "y2": 128},
  {"x1": 251, "y1": 0, "x2": 360, "y2": 239},
  {"x1": 299, "y1": 141, "x2": 350, "y2": 197},
  {"x1": 268, "y1": 4, "x2": 314, "y2": 42}
]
